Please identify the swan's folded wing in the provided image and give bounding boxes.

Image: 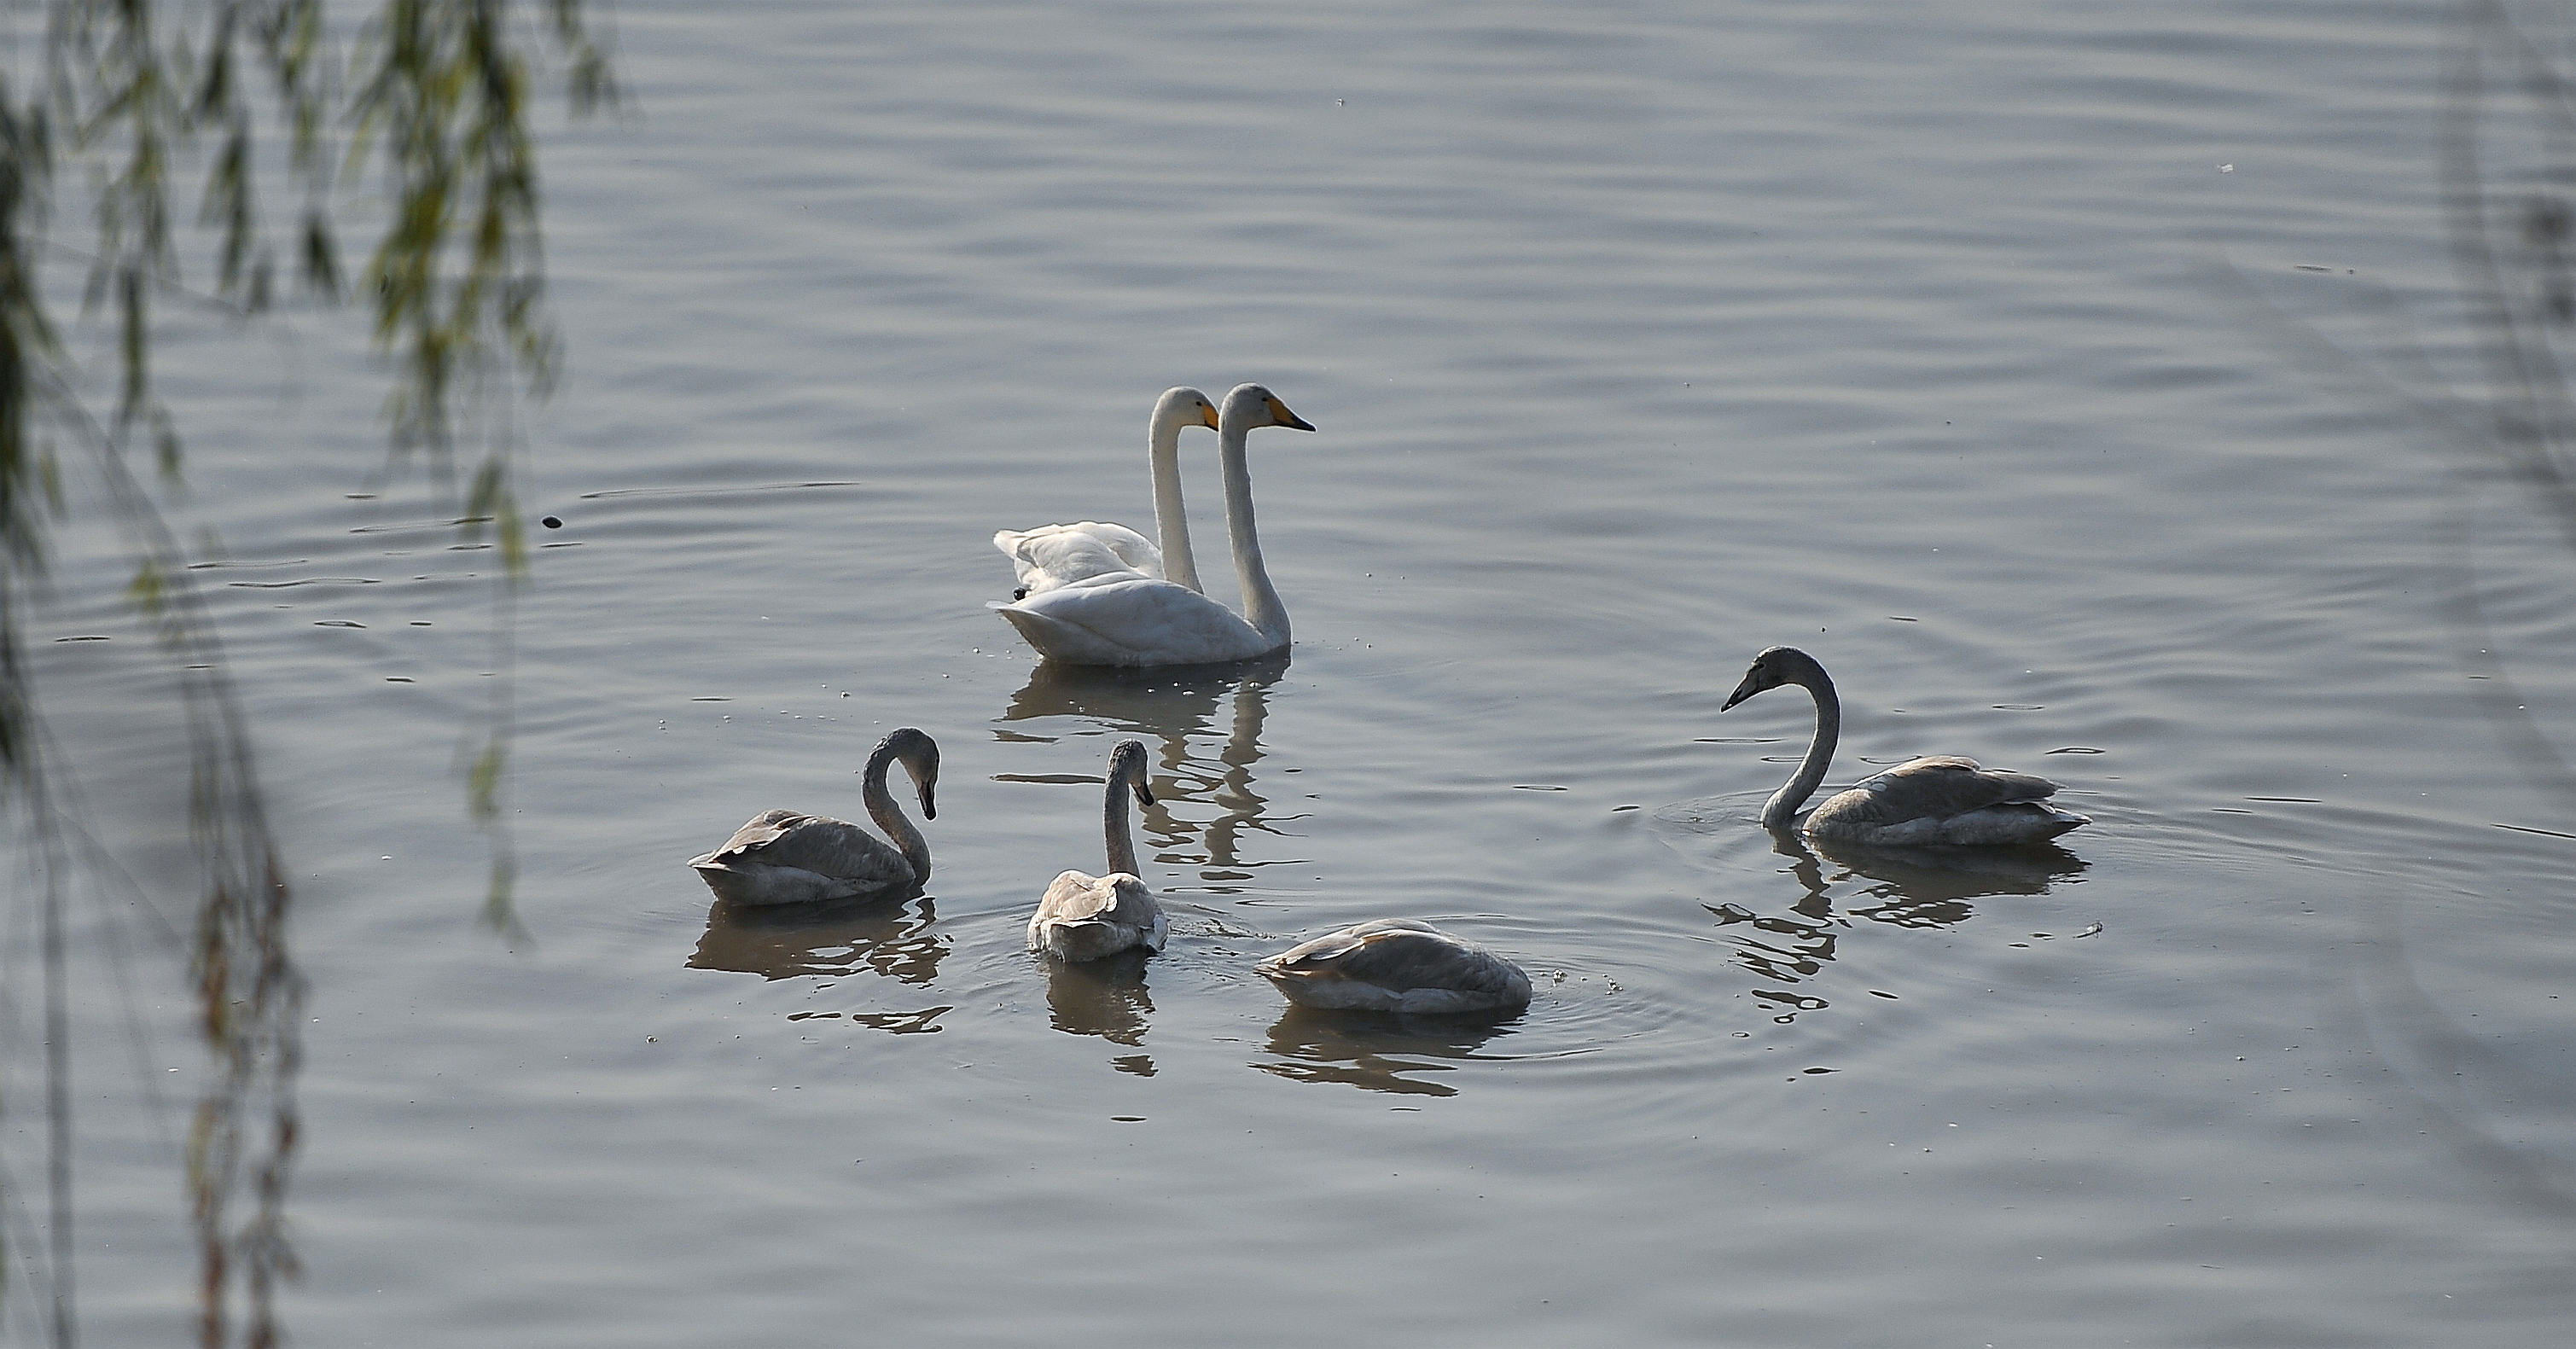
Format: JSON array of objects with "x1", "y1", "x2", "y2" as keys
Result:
[
  {"x1": 695, "y1": 808, "x2": 818, "y2": 865},
  {"x1": 1034, "y1": 869, "x2": 1117, "y2": 924},
  {"x1": 993, "y1": 574, "x2": 1274, "y2": 666},
  {"x1": 703, "y1": 813, "x2": 913, "y2": 888},
  {"x1": 1840, "y1": 756, "x2": 2061, "y2": 823},
  {"x1": 1262, "y1": 920, "x2": 1476, "y2": 992},
  {"x1": 995, "y1": 524, "x2": 1161, "y2": 596}
]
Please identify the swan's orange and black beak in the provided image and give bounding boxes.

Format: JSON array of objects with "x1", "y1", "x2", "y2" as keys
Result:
[
  {"x1": 1268, "y1": 396, "x2": 1316, "y2": 432},
  {"x1": 1199, "y1": 404, "x2": 1222, "y2": 430}
]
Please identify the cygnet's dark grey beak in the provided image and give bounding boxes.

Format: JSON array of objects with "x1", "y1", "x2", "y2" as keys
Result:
[{"x1": 1721, "y1": 672, "x2": 1764, "y2": 712}]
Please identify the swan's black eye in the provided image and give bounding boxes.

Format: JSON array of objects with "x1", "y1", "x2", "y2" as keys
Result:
[{"x1": 1013, "y1": 587, "x2": 1027, "y2": 600}]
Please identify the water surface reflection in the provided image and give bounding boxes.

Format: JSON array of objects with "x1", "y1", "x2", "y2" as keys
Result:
[
  {"x1": 1041, "y1": 950, "x2": 1158, "y2": 1075},
  {"x1": 688, "y1": 894, "x2": 952, "y2": 1033},
  {"x1": 999, "y1": 656, "x2": 1299, "y2": 889},
  {"x1": 1253, "y1": 1005, "x2": 1525, "y2": 1097},
  {"x1": 1698, "y1": 826, "x2": 2090, "y2": 1022}
]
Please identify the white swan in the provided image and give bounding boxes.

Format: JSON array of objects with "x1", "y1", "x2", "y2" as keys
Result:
[
  {"x1": 686, "y1": 728, "x2": 940, "y2": 904},
  {"x1": 1257, "y1": 919, "x2": 1532, "y2": 1015},
  {"x1": 993, "y1": 387, "x2": 1222, "y2": 598},
  {"x1": 1026, "y1": 740, "x2": 1170, "y2": 961},
  {"x1": 1722, "y1": 646, "x2": 2090, "y2": 846},
  {"x1": 991, "y1": 383, "x2": 1311, "y2": 666}
]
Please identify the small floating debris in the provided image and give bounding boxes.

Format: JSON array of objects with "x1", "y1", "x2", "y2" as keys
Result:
[
  {"x1": 2073, "y1": 922, "x2": 2103, "y2": 938},
  {"x1": 1887, "y1": 615, "x2": 1918, "y2": 622},
  {"x1": 2294, "y1": 264, "x2": 2329, "y2": 271},
  {"x1": 689, "y1": 696, "x2": 732, "y2": 702},
  {"x1": 2494, "y1": 822, "x2": 2576, "y2": 840},
  {"x1": 2243, "y1": 796, "x2": 2320, "y2": 803},
  {"x1": 54, "y1": 635, "x2": 110, "y2": 643},
  {"x1": 1802, "y1": 1067, "x2": 1835, "y2": 1075},
  {"x1": 2045, "y1": 746, "x2": 2106, "y2": 754},
  {"x1": 1510, "y1": 784, "x2": 1568, "y2": 792},
  {"x1": 314, "y1": 620, "x2": 365, "y2": 628},
  {"x1": 384, "y1": 677, "x2": 414, "y2": 683},
  {"x1": 1610, "y1": 804, "x2": 1642, "y2": 812},
  {"x1": 1868, "y1": 990, "x2": 1899, "y2": 999},
  {"x1": 992, "y1": 773, "x2": 1103, "y2": 785},
  {"x1": 1992, "y1": 703, "x2": 2044, "y2": 711},
  {"x1": 541, "y1": 515, "x2": 563, "y2": 529},
  {"x1": 1111, "y1": 1116, "x2": 1146, "y2": 1123}
]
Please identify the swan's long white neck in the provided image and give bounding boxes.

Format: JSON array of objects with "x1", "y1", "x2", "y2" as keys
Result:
[
  {"x1": 1766, "y1": 664, "x2": 1841, "y2": 829},
  {"x1": 1103, "y1": 771, "x2": 1141, "y2": 878},
  {"x1": 1218, "y1": 420, "x2": 1289, "y2": 648},
  {"x1": 1148, "y1": 411, "x2": 1202, "y2": 594},
  {"x1": 862, "y1": 742, "x2": 933, "y2": 879}
]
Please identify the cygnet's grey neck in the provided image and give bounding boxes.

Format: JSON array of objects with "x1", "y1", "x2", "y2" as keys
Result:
[
  {"x1": 1103, "y1": 770, "x2": 1141, "y2": 878},
  {"x1": 863, "y1": 740, "x2": 933, "y2": 878},
  {"x1": 1765, "y1": 660, "x2": 1841, "y2": 829}
]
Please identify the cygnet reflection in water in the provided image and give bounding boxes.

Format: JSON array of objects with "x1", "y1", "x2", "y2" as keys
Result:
[
  {"x1": 1042, "y1": 948, "x2": 1156, "y2": 1067},
  {"x1": 1253, "y1": 1004, "x2": 1526, "y2": 1097},
  {"x1": 997, "y1": 654, "x2": 1291, "y2": 889},
  {"x1": 689, "y1": 893, "x2": 949, "y2": 990},
  {"x1": 1695, "y1": 827, "x2": 2093, "y2": 1024}
]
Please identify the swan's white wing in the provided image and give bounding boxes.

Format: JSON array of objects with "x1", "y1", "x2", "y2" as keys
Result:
[
  {"x1": 689, "y1": 810, "x2": 914, "y2": 889},
  {"x1": 991, "y1": 573, "x2": 1278, "y2": 666},
  {"x1": 994, "y1": 523, "x2": 1161, "y2": 596},
  {"x1": 1258, "y1": 919, "x2": 1531, "y2": 1011}
]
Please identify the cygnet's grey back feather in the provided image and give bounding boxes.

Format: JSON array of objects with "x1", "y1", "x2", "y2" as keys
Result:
[
  {"x1": 1262, "y1": 918, "x2": 1529, "y2": 1003},
  {"x1": 691, "y1": 811, "x2": 913, "y2": 890},
  {"x1": 1811, "y1": 756, "x2": 2056, "y2": 827}
]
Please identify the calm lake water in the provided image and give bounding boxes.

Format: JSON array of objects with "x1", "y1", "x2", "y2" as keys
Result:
[{"x1": 15, "y1": 0, "x2": 2576, "y2": 1345}]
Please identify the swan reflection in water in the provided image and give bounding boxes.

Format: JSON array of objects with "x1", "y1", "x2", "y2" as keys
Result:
[
  {"x1": 1719, "y1": 827, "x2": 2090, "y2": 1021},
  {"x1": 1656, "y1": 800, "x2": 2088, "y2": 1023},
  {"x1": 686, "y1": 893, "x2": 952, "y2": 1035},
  {"x1": 998, "y1": 654, "x2": 1296, "y2": 893},
  {"x1": 999, "y1": 656, "x2": 1296, "y2": 1059},
  {"x1": 1042, "y1": 950, "x2": 1159, "y2": 1076},
  {"x1": 1253, "y1": 1004, "x2": 1526, "y2": 1097}
]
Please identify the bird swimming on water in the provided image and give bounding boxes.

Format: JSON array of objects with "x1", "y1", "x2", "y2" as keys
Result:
[{"x1": 1721, "y1": 646, "x2": 2089, "y2": 846}]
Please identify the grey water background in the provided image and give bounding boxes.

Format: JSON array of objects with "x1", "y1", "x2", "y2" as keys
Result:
[{"x1": 19, "y1": 0, "x2": 2576, "y2": 1344}]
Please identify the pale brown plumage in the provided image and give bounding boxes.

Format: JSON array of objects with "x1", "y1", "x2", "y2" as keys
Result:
[
  {"x1": 688, "y1": 728, "x2": 940, "y2": 905},
  {"x1": 1026, "y1": 740, "x2": 1169, "y2": 961},
  {"x1": 1257, "y1": 919, "x2": 1532, "y2": 1015},
  {"x1": 1722, "y1": 647, "x2": 2088, "y2": 846}
]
